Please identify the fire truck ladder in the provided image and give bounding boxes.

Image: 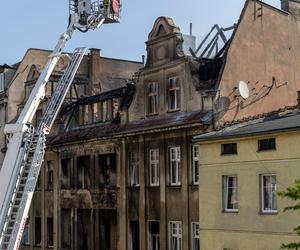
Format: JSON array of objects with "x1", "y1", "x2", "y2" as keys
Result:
[{"x1": 0, "y1": 47, "x2": 87, "y2": 250}]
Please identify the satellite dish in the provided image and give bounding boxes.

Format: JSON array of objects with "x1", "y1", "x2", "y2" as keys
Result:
[{"x1": 238, "y1": 81, "x2": 249, "y2": 99}]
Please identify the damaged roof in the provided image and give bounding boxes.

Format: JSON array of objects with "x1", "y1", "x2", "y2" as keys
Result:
[{"x1": 47, "y1": 110, "x2": 209, "y2": 146}]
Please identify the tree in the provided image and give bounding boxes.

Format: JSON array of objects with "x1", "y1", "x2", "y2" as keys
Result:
[{"x1": 278, "y1": 180, "x2": 300, "y2": 249}]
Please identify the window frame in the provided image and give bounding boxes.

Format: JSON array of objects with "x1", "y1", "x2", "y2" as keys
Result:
[
  {"x1": 148, "y1": 220, "x2": 160, "y2": 250},
  {"x1": 258, "y1": 138, "x2": 276, "y2": 151},
  {"x1": 221, "y1": 143, "x2": 237, "y2": 155},
  {"x1": 169, "y1": 146, "x2": 181, "y2": 186},
  {"x1": 149, "y1": 149, "x2": 160, "y2": 187},
  {"x1": 129, "y1": 151, "x2": 139, "y2": 187},
  {"x1": 260, "y1": 174, "x2": 278, "y2": 213},
  {"x1": 47, "y1": 217, "x2": 54, "y2": 247},
  {"x1": 192, "y1": 145, "x2": 199, "y2": 185},
  {"x1": 147, "y1": 82, "x2": 159, "y2": 115},
  {"x1": 223, "y1": 175, "x2": 238, "y2": 212},
  {"x1": 34, "y1": 217, "x2": 42, "y2": 246},
  {"x1": 168, "y1": 77, "x2": 181, "y2": 111},
  {"x1": 169, "y1": 221, "x2": 182, "y2": 250},
  {"x1": 191, "y1": 222, "x2": 200, "y2": 250},
  {"x1": 21, "y1": 217, "x2": 30, "y2": 245}
]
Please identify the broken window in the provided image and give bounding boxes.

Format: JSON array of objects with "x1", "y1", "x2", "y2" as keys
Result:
[
  {"x1": 147, "y1": 82, "x2": 159, "y2": 115},
  {"x1": 148, "y1": 221, "x2": 160, "y2": 250},
  {"x1": 47, "y1": 160, "x2": 54, "y2": 190},
  {"x1": 129, "y1": 151, "x2": 139, "y2": 187},
  {"x1": 21, "y1": 218, "x2": 30, "y2": 245},
  {"x1": 77, "y1": 156, "x2": 91, "y2": 189},
  {"x1": 169, "y1": 222, "x2": 182, "y2": 250},
  {"x1": 149, "y1": 149, "x2": 159, "y2": 186},
  {"x1": 35, "y1": 109, "x2": 43, "y2": 128},
  {"x1": 93, "y1": 102, "x2": 102, "y2": 122},
  {"x1": 35, "y1": 217, "x2": 42, "y2": 246},
  {"x1": 168, "y1": 77, "x2": 180, "y2": 111},
  {"x1": 61, "y1": 209, "x2": 71, "y2": 249},
  {"x1": 36, "y1": 172, "x2": 42, "y2": 191},
  {"x1": 61, "y1": 158, "x2": 71, "y2": 189},
  {"x1": 47, "y1": 217, "x2": 54, "y2": 247},
  {"x1": 99, "y1": 154, "x2": 117, "y2": 187},
  {"x1": 130, "y1": 221, "x2": 140, "y2": 250},
  {"x1": 170, "y1": 147, "x2": 181, "y2": 186}
]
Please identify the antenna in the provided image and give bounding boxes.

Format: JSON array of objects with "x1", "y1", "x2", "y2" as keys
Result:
[{"x1": 238, "y1": 80, "x2": 250, "y2": 99}]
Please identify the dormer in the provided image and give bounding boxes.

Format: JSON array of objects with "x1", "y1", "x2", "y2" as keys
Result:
[{"x1": 146, "y1": 17, "x2": 184, "y2": 68}]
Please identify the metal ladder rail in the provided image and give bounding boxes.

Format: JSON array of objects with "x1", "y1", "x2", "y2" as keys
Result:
[
  {"x1": 2, "y1": 47, "x2": 87, "y2": 249},
  {"x1": 0, "y1": 126, "x2": 36, "y2": 249}
]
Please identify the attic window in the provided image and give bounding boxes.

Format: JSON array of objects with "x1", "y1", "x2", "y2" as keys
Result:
[
  {"x1": 221, "y1": 143, "x2": 237, "y2": 155},
  {"x1": 258, "y1": 138, "x2": 276, "y2": 151}
]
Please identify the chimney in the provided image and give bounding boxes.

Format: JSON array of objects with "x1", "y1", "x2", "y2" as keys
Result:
[
  {"x1": 89, "y1": 48, "x2": 101, "y2": 95},
  {"x1": 281, "y1": 0, "x2": 300, "y2": 17}
]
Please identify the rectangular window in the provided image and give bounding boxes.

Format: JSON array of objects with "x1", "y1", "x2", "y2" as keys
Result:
[
  {"x1": 47, "y1": 160, "x2": 54, "y2": 190},
  {"x1": 61, "y1": 158, "x2": 71, "y2": 189},
  {"x1": 129, "y1": 151, "x2": 139, "y2": 187},
  {"x1": 0, "y1": 72, "x2": 5, "y2": 92},
  {"x1": 221, "y1": 143, "x2": 237, "y2": 155},
  {"x1": 47, "y1": 217, "x2": 54, "y2": 247},
  {"x1": 130, "y1": 221, "x2": 140, "y2": 250},
  {"x1": 35, "y1": 217, "x2": 42, "y2": 245},
  {"x1": 170, "y1": 147, "x2": 181, "y2": 186},
  {"x1": 258, "y1": 138, "x2": 276, "y2": 151},
  {"x1": 192, "y1": 145, "x2": 199, "y2": 185},
  {"x1": 35, "y1": 109, "x2": 43, "y2": 129},
  {"x1": 191, "y1": 222, "x2": 200, "y2": 250},
  {"x1": 77, "y1": 156, "x2": 91, "y2": 189},
  {"x1": 261, "y1": 175, "x2": 277, "y2": 213},
  {"x1": 169, "y1": 222, "x2": 182, "y2": 250},
  {"x1": 148, "y1": 221, "x2": 160, "y2": 250},
  {"x1": 223, "y1": 176, "x2": 238, "y2": 212},
  {"x1": 149, "y1": 149, "x2": 160, "y2": 186},
  {"x1": 148, "y1": 82, "x2": 159, "y2": 115},
  {"x1": 168, "y1": 77, "x2": 180, "y2": 111},
  {"x1": 21, "y1": 218, "x2": 30, "y2": 245}
]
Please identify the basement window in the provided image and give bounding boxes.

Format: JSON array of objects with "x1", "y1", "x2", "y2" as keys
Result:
[
  {"x1": 221, "y1": 143, "x2": 237, "y2": 155},
  {"x1": 258, "y1": 138, "x2": 276, "y2": 151}
]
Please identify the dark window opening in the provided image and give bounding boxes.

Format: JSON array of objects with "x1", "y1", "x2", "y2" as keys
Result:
[
  {"x1": 47, "y1": 218, "x2": 54, "y2": 247},
  {"x1": 77, "y1": 156, "x2": 91, "y2": 189},
  {"x1": 221, "y1": 143, "x2": 237, "y2": 155},
  {"x1": 61, "y1": 209, "x2": 71, "y2": 249},
  {"x1": 149, "y1": 221, "x2": 160, "y2": 250},
  {"x1": 99, "y1": 154, "x2": 116, "y2": 187},
  {"x1": 47, "y1": 161, "x2": 54, "y2": 190},
  {"x1": 258, "y1": 138, "x2": 276, "y2": 151},
  {"x1": 35, "y1": 217, "x2": 42, "y2": 246},
  {"x1": 130, "y1": 221, "x2": 140, "y2": 250},
  {"x1": 61, "y1": 158, "x2": 71, "y2": 189}
]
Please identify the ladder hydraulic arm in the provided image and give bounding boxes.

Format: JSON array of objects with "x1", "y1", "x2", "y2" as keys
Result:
[{"x1": 0, "y1": 1, "x2": 121, "y2": 249}]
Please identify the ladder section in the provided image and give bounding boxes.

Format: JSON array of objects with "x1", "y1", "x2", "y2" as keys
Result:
[{"x1": 0, "y1": 47, "x2": 87, "y2": 250}]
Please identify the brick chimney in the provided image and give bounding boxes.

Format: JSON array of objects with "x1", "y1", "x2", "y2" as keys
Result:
[
  {"x1": 281, "y1": 0, "x2": 300, "y2": 17},
  {"x1": 89, "y1": 48, "x2": 101, "y2": 95}
]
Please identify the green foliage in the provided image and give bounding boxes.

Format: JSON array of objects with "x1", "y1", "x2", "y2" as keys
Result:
[{"x1": 278, "y1": 180, "x2": 300, "y2": 249}]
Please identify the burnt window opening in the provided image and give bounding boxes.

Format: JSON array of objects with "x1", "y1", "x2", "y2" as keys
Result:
[
  {"x1": 36, "y1": 172, "x2": 42, "y2": 191},
  {"x1": 35, "y1": 109, "x2": 43, "y2": 129},
  {"x1": 258, "y1": 138, "x2": 276, "y2": 151},
  {"x1": 147, "y1": 82, "x2": 159, "y2": 115},
  {"x1": 130, "y1": 221, "x2": 140, "y2": 250},
  {"x1": 47, "y1": 161, "x2": 54, "y2": 190},
  {"x1": 61, "y1": 209, "x2": 71, "y2": 248},
  {"x1": 61, "y1": 158, "x2": 71, "y2": 189},
  {"x1": 221, "y1": 143, "x2": 237, "y2": 155},
  {"x1": 47, "y1": 217, "x2": 54, "y2": 247},
  {"x1": 77, "y1": 156, "x2": 91, "y2": 189},
  {"x1": 129, "y1": 151, "x2": 139, "y2": 187},
  {"x1": 168, "y1": 77, "x2": 180, "y2": 111},
  {"x1": 99, "y1": 154, "x2": 117, "y2": 187},
  {"x1": 35, "y1": 217, "x2": 42, "y2": 246}
]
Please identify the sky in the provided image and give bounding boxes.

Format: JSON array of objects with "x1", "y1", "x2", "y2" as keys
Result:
[{"x1": 0, "y1": 0, "x2": 280, "y2": 65}]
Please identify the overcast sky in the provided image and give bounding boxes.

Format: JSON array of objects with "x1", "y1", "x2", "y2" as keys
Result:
[{"x1": 0, "y1": 0, "x2": 280, "y2": 65}]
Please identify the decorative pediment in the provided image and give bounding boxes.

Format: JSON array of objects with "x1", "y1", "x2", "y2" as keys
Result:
[{"x1": 148, "y1": 16, "x2": 182, "y2": 40}]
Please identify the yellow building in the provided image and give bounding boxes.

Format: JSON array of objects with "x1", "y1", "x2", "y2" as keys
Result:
[{"x1": 194, "y1": 112, "x2": 300, "y2": 250}]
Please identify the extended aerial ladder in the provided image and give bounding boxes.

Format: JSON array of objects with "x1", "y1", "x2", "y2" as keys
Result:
[{"x1": 0, "y1": 1, "x2": 121, "y2": 249}]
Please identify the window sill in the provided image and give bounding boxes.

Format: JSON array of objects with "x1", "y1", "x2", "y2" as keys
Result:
[
  {"x1": 259, "y1": 211, "x2": 278, "y2": 215},
  {"x1": 148, "y1": 185, "x2": 160, "y2": 188},
  {"x1": 223, "y1": 210, "x2": 239, "y2": 213},
  {"x1": 146, "y1": 113, "x2": 159, "y2": 117},
  {"x1": 167, "y1": 184, "x2": 182, "y2": 188},
  {"x1": 128, "y1": 185, "x2": 140, "y2": 189},
  {"x1": 167, "y1": 109, "x2": 180, "y2": 113},
  {"x1": 257, "y1": 149, "x2": 276, "y2": 152}
]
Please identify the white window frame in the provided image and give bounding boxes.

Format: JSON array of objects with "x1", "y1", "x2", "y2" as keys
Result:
[
  {"x1": 191, "y1": 222, "x2": 200, "y2": 250},
  {"x1": 170, "y1": 147, "x2": 181, "y2": 186},
  {"x1": 223, "y1": 175, "x2": 238, "y2": 212},
  {"x1": 168, "y1": 77, "x2": 180, "y2": 111},
  {"x1": 192, "y1": 145, "x2": 199, "y2": 185},
  {"x1": 169, "y1": 221, "x2": 182, "y2": 250},
  {"x1": 149, "y1": 149, "x2": 160, "y2": 186},
  {"x1": 260, "y1": 174, "x2": 277, "y2": 213},
  {"x1": 148, "y1": 220, "x2": 160, "y2": 250},
  {"x1": 148, "y1": 82, "x2": 159, "y2": 115},
  {"x1": 130, "y1": 151, "x2": 139, "y2": 187}
]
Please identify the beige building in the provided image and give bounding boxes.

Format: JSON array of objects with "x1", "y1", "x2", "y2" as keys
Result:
[{"x1": 194, "y1": 111, "x2": 300, "y2": 250}]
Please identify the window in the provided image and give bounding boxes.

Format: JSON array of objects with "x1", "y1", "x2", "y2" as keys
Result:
[
  {"x1": 77, "y1": 156, "x2": 91, "y2": 189},
  {"x1": 168, "y1": 77, "x2": 180, "y2": 111},
  {"x1": 148, "y1": 82, "x2": 159, "y2": 115},
  {"x1": 169, "y1": 222, "x2": 182, "y2": 250},
  {"x1": 47, "y1": 217, "x2": 54, "y2": 247},
  {"x1": 21, "y1": 218, "x2": 30, "y2": 245},
  {"x1": 191, "y1": 223, "x2": 200, "y2": 250},
  {"x1": 47, "y1": 160, "x2": 54, "y2": 190},
  {"x1": 192, "y1": 145, "x2": 199, "y2": 185},
  {"x1": 170, "y1": 147, "x2": 181, "y2": 186},
  {"x1": 258, "y1": 138, "x2": 276, "y2": 151},
  {"x1": 149, "y1": 149, "x2": 160, "y2": 186},
  {"x1": 93, "y1": 102, "x2": 102, "y2": 122},
  {"x1": 223, "y1": 176, "x2": 238, "y2": 212},
  {"x1": 35, "y1": 109, "x2": 43, "y2": 128},
  {"x1": 148, "y1": 221, "x2": 160, "y2": 250},
  {"x1": 0, "y1": 72, "x2": 5, "y2": 92},
  {"x1": 221, "y1": 143, "x2": 237, "y2": 155},
  {"x1": 130, "y1": 221, "x2": 140, "y2": 250},
  {"x1": 61, "y1": 158, "x2": 71, "y2": 189},
  {"x1": 35, "y1": 217, "x2": 42, "y2": 245},
  {"x1": 129, "y1": 151, "x2": 139, "y2": 187},
  {"x1": 260, "y1": 175, "x2": 277, "y2": 213}
]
